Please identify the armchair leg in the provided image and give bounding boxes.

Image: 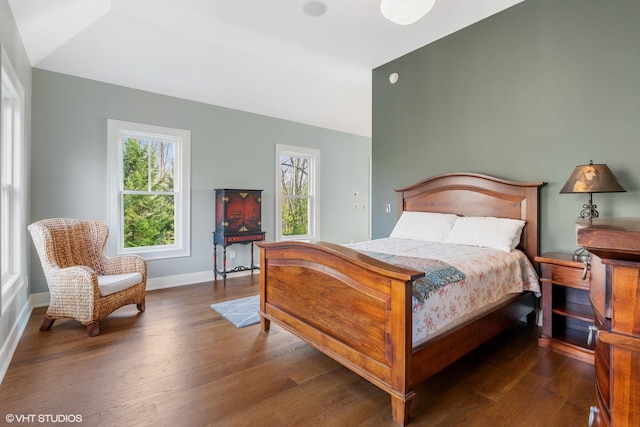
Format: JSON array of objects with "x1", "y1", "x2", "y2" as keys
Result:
[
  {"x1": 86, "y1": 322, "x2": 100, "y2": 337},
  {"x1": 39, "y1": 316, "x2": 55, "y2": 331},
  {"x1": 136, "y1": 299, "x2": 146, "y2": 312}
]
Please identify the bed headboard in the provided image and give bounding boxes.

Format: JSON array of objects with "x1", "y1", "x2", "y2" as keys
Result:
[{"x1": 395, "y1": 173, "x2": 546, "y2": 264}]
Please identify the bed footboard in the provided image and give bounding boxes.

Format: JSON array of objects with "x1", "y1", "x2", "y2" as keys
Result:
[{"x1": 258, "y1": 240, "x2": 424, "y2": 425}]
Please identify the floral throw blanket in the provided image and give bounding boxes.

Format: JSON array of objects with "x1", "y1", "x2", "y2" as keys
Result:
[
  {"x1": 359, "y1": 251, "x2": 466, "y2": 304},
  {"x1": 347, "y1": 238, "x2": 540, "y2": 346}
]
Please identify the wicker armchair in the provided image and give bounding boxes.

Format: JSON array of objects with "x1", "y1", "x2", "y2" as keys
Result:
[{"x1": 28, "y1": 218, "x2": 147, "y2": 337}]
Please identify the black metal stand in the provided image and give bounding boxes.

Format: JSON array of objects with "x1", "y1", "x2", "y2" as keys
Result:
[{"x1": 213, "y1": 231, "x2": 265, "y2": 280}]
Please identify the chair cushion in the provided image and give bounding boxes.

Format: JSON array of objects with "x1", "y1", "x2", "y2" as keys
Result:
[{"x1": 98, "y1": 273, "x2": 143, "y2": 296}]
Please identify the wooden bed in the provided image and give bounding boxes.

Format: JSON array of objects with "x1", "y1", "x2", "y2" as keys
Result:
[{"x1": 257, "y1": 173, "x2": 545, "y2": 425}]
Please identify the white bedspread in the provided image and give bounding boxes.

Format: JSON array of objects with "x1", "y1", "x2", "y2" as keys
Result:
[{"x1": 346, "y1": 238, "x2": 540, "y2": 347}]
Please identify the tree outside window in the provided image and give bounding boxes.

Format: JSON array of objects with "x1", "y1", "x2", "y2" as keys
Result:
[
  {"x1": 276, "y1": 144, "x2": 319, "y2": 241},
  {"x1": 122, "y1": 138, "x2": 175, "y2": 248},
  {"x1": 280, "y1": 155, "x2": 309, "y2": 237},
  {"x1": 107, "y1": 120, "x2": 190, "y2": 260}
]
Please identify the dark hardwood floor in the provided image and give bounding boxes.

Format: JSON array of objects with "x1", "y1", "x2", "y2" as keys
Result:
[{"x1": 1, "y1": 274, "x2": 595, "y2": 426}]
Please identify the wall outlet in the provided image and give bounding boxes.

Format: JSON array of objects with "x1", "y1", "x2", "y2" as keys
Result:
[{"x1": 228, "y1": 250, "x2": 236, "y2": 259}]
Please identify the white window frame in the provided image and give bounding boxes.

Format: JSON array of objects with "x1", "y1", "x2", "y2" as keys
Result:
[
  {"x1": 275, "y1": 144, "x2": 320, "y2": 242},
  {"x1": 1, "y1": 45, "x2": 27, "y2": 315},
  {"x1": 107, "y1": 119, "x2": 191, "y2": 260}
]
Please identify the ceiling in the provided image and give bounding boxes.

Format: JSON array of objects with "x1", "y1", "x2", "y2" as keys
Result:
[{"x1": 9, "y1": 0, "x2": 523, "y2": 137}]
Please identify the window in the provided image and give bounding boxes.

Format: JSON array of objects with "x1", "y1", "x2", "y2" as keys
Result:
[
  {"x1": 275, "y1": 144, "x2": 320, "y2": 241},
  {"x1": 107, "y1": 120, "x2": 190, "y2": 260},
  {"x1": 1, "y1": 45, "x2": 26, "y2": 313}
]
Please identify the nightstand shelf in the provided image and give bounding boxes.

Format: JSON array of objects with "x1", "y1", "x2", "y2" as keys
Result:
[
  {"x1": 536, "y1": 252, "x2": 595, "y2": 364},
  {"x1": 554, "y1": 327, "x2": 593, "y2": 350},
  {"x1": 553, "y1": 302, "x2": 594, "y2": 323}
]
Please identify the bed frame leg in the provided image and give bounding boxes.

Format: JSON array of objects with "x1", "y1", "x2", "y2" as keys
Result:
[
  {"x1": 260, "y1": 316, "x2": 270, "y2": 332},
  {"x1": 391, "y1": 392, "x2": 414, "y2": 426},
  {"x1": 527, "y1": 294, "x2": 540, "y2": 326}
]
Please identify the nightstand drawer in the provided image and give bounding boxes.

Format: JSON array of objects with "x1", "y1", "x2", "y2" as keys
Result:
[{"x1": 548, "y1": 264, "x2": 590, "y2": 290}]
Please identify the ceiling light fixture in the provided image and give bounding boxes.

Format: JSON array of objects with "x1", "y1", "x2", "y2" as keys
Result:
[
  {"x1": 303, "y1": 1, "x2": 327, "y2": 17},
  {"x1": 380, "y1": 0, "x2": 435, "y2": 25}
]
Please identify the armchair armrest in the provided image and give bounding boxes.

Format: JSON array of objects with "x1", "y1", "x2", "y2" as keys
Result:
[
  {"x1": 46, "y1": 265, "x2": 97, "y2": 293},
  {"x1": 102, "y1": 254, "x2": 147, "y2": 278},
  {"x1": 45, "y1": 265, "x2": 101, "y2": 324}
]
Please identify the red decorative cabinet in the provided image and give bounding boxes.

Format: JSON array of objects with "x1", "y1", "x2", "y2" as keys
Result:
[
  {"x1": 213, "y1": 189, "x2": 265, "y2": 279},
  {"x1": 215, "y1": 189, "x2": 263, "y2": 233}
]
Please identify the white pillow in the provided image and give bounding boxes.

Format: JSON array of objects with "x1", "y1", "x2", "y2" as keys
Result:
[
  {"x1": 390, "y1": 211, "x2": 459, "y2": 243},
  {"x1": 445, "y1": 216, "x2": 525, "y2": 252}
]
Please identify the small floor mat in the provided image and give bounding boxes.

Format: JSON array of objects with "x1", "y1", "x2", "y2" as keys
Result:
[{"x1": 210, "y1": 295, "x2": 260, "y2": 328}]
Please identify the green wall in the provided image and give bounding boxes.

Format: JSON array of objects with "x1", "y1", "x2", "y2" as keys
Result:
[
  {"x1": 30, "y1": 70, "x2": 371, "y2": 293},
  {"x1": 372, "y1": 0, "x2": 640, "y2": 254}
]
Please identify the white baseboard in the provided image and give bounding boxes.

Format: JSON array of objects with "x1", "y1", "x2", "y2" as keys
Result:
[
  {"x1": 29, "y1": 291, "x2": 50, "y2": 308},
  {"x1": 147, "y1": 269, "x2": 255, "y2": 290},
  {"x1": 26, "y1": 269, "x2": 254, "y2": 307},
  {"x1": 0, "y1": 298, "x2": 32, "y2": 384},
  {"x1": 146, "y1": 270, "x2": 215, "y2": 291}
]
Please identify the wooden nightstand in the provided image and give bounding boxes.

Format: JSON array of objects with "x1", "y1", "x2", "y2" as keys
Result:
[{"x1": 535, "y1": 252, "x2": 595, "y2": 364}]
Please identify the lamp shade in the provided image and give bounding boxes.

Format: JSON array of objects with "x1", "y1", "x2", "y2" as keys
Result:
[
  {"x1": 380, "y1": 0, "x2": 435, "y2": 25},
  {"x1": 560, "y1": 161, "x2": 626, "y2": 194}
]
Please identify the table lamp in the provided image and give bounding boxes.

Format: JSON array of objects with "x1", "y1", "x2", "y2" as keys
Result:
[{"x1": 560, "y1": 160, "x2": 626, "y2": 260}]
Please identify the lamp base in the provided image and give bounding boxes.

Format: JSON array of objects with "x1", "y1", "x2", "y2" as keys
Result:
[{"x1": 573, "y1": 247, "x2": 590, "y2": 262}]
